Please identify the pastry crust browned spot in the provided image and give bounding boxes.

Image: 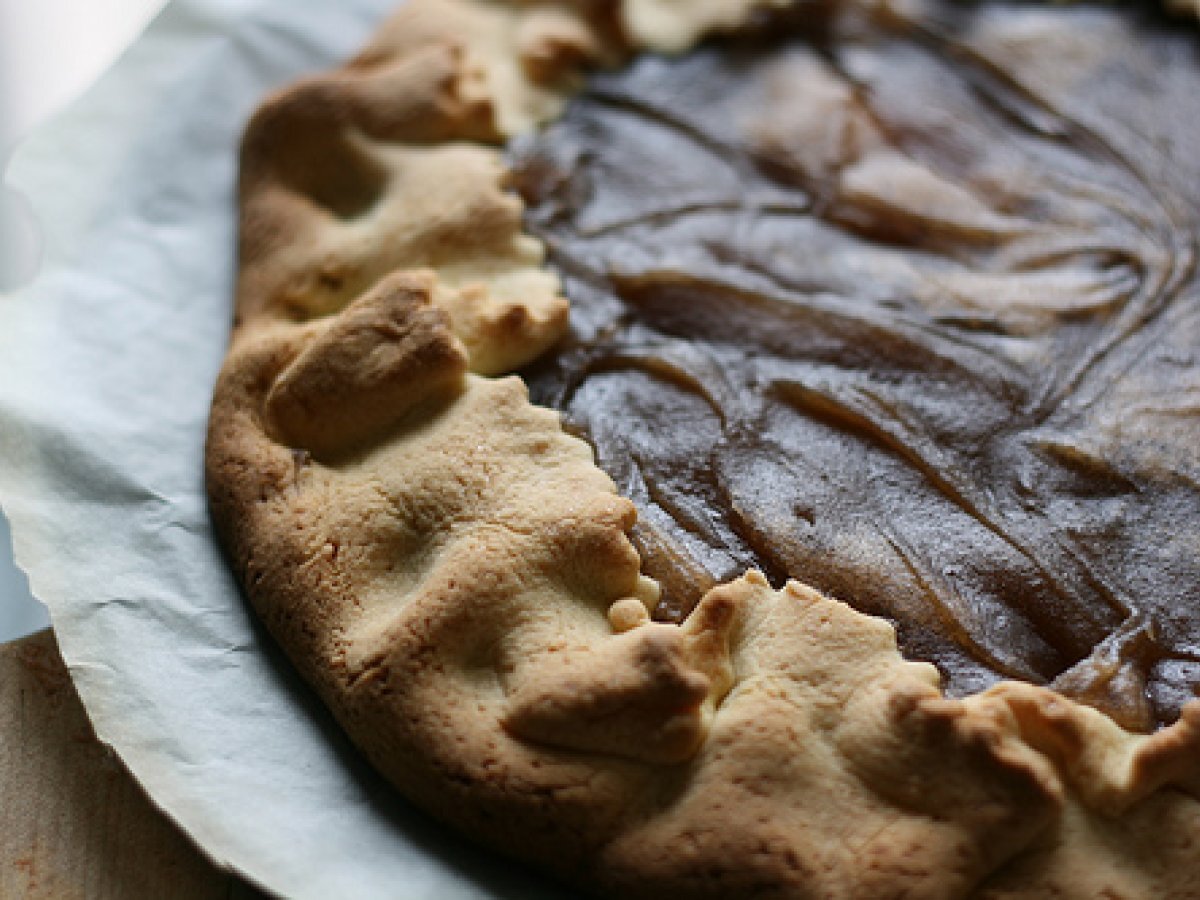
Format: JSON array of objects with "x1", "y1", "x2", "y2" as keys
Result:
[{"x1": 206, "y1": 0, "x2": 1200, "y2": 896}]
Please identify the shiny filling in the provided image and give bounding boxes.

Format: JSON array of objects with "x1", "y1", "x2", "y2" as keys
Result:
[{"x1": 510, "y1": 0, "x2": 1200, "y2": 730}]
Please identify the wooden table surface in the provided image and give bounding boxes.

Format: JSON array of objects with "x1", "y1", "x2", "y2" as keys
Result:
[{"x1": 1, "y1": 629, "x2": 265, "y2": 899}]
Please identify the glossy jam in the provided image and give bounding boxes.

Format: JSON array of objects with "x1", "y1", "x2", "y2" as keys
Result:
[{"x1": 511, "y1": 0, "x2": 1200, "y2": 730}]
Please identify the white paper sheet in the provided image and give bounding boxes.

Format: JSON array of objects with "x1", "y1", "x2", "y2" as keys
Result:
[{"x1": 0, "y1": 1, "x2": 568, "y2": 896}]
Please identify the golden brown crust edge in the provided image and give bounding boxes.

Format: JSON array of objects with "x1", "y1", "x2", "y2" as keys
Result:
[{"x1": 206, "y1": 1, "x2": 1200, "y2": 897}]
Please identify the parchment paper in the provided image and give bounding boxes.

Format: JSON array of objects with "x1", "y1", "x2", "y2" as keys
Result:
[{"x1": 0, "y1": 1, "x2": 566, "y2": 896}]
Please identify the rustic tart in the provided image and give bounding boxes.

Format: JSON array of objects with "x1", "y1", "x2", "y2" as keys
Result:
[{"x1": 206, "y1": 0, "x2": 1200, "y2": 895}]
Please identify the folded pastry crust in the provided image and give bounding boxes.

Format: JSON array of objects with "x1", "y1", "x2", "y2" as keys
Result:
[{"x1": 206, "y1": 1, "x2": 1200, "y2": 895}]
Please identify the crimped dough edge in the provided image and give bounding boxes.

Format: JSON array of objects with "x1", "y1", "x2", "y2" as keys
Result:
[{"x1": 205, "y1": 1, "x2": 1200, "y2": 896}]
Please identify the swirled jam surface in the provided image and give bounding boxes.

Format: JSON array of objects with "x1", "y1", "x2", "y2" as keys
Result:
[{"x1": 511, "y1": 0, "x2": 1200, "y2": 730}]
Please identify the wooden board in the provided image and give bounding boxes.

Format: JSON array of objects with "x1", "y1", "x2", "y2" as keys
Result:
[{"x1": 0, "y1": 629, "x2": 263, "y2": 899}]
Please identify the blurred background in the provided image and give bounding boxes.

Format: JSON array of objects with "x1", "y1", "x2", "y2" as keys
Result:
[{"x1": 0, "y1": 0, "x2": 169, "y2": 641}]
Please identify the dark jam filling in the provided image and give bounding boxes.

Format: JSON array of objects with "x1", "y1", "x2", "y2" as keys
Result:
[{"x1": 510, "y1": 0, "x2": 1200, "y2": 730}]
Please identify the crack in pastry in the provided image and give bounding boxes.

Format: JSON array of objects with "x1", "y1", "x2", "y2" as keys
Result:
[{"x1": 206, "y1": 0, "x2": 1200, "y2": 895}]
